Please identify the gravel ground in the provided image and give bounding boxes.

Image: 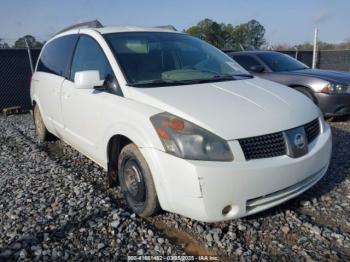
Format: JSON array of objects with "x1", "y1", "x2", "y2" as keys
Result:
[{"x1": 0, "y1": 113, "x2": 349, "y2": 261}]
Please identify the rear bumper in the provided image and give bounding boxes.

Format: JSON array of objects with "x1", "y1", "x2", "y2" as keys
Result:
[
  {"x1": 140, "y1": 123, "x2": 332, "y2": 222},
  {"x1": 315, "y1": 93, "x2": 350, "y2": 116}
]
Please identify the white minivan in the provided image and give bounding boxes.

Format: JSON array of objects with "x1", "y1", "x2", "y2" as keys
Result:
[{"x1": 30, "y1": 23, "x2": 332, "y2": 222}]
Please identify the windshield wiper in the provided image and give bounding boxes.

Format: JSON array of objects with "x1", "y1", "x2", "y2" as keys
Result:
[
  {"x1": 187, "y1": 74, "x2": 253, "y2": 84},
  {"x1": 231, "y1": 74, "x2": 254, "y2": 78},
  {"x1": 127, "y1": 79, "x2": 188, "y2": 87},
  {"x1": 127, "y1": 74, "x2": 253, "y2": 87}
]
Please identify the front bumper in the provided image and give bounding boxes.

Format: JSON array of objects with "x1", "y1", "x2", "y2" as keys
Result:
[
  {"x1": 315, "y1": 93, "x2": 350, "y2": 117},
  {"x1": 140, "y1": 123, "x2": 332, "y2": 222}
]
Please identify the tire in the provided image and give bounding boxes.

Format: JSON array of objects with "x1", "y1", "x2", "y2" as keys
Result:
[
  {"x1": 33, "y1": 104, "x2": 56, "y2": 143},
  {"x1": 325, "y1": 115, "x2": 336, "y2": 122},
  {"x1": 118, "y1": 143, "x2": 160, "y2": 217},
  {"x1": 107, "y1": 162, "x2": 118, "y2": 188},
  {"x1": 294, "y1": 86, "x2": 316, "y2": 104}
]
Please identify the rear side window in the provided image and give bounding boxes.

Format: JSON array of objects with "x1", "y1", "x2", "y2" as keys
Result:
[
  {"x1": 70, "y1": 35, "x2": 113, "y2": 81},
  {"x1": 232, "y1": 55, "x2": 262, "y2": 71},
  {"x1": 37, "y1": 35, "x2": 78, "y2": 78}
]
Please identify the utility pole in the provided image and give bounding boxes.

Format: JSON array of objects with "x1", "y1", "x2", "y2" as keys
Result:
[{"x1": 312, "y1": 28, "x2": 318, "y2": 69}]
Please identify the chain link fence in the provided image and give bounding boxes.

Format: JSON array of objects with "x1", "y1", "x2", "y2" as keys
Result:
[
  {"x1": 280, "y1": 50, "x2": 350, "y2": 72},
  {"x1": 0, "y1": 48, "x2": 350, "y2": 112},
  {"x1": 0, "y1": 49, "x2": 40, "y2": 111}
]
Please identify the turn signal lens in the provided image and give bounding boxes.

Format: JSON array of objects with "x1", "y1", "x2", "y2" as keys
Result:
[
  {"x1": 156, "y1": 128, "x2": 170, "y2": 140},
  {"x1": 162, "y1": 118, "x2": 185, "y2": 132},
  {"x1": 321, "y1": 84, "x2": 332, "y2": 94}
]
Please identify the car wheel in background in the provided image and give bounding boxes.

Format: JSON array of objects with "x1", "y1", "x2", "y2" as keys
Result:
[
  {"x1": 325, "y1": 115, "x2": 336, "y2": 122},
  {"x1": 118, "y1": 143, "x2": 160, "y2": 217}
]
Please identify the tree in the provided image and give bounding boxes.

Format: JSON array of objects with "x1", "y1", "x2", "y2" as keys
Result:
[
  {"x1": 185, "y1": 19, "x2": 266, "y2": 50},
  {"x1": 227, "y1": 20, "x2": 266, "y2": 50},
  {"x1": 13, "y1": 35, "x2": 43, "y2": 48},
  {"x1": 244, "y1": 20, "x2": 266, "y2": 49},
  {"x1": 0, "y1": 38, "x2": 10, "y2": 48},
  {"x1": 229, "y1": 23, "x2": 248, "y2": 50},
  {"x1": 185, "y1": 19, "x2": 227, "y2": 48}
]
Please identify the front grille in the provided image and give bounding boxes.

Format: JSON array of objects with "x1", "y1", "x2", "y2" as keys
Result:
[
  {"x1": 239, "y1": 118, "x2": 321, "y2": 161},
  {"x1": 305, "y1": 118, "x2": 320, "y2": 143},
  {"x1": 239, "y1": 132, "x2": 286, "y2": 160}
]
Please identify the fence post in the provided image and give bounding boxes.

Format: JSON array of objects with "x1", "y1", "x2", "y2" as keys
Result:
[
  {"x1": 312, "y1": 28, "x2": 318, "y2": 69},
  {"x1": 294, "y1": 47, "x2": 298, "y2": 60},
  {"x1": 24, "y1": 38, "x2": 34, "y2": 74}
]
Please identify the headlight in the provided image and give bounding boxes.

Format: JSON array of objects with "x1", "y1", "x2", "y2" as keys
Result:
[
  {"x1": 150, "y1": 112, "x2": 233, "y2": 161},
  {"x1": 321, "y1": 83, "x2": 350, "y2": 94}
]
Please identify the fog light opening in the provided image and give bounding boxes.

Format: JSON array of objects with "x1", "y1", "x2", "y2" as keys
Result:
[{"x1": 222, "y1": 205, "x2": 232, "y2": 216}]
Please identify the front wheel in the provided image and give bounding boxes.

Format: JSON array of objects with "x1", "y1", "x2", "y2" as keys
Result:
[{"x1": 118, "y1": 144, "x2": 160, "y2": 217}]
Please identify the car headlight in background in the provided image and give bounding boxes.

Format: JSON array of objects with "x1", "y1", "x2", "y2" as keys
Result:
[
  {"x1": 321, "y1": 83, "x2": 350, "y2": 94},
  {"x1": 150, "y1": 112, "x2": 233, "y2": 161}
]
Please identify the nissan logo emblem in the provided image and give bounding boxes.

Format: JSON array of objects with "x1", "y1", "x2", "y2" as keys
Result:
[{"x1": 294, "y1": 133, "x2": 305, "y2": 149}]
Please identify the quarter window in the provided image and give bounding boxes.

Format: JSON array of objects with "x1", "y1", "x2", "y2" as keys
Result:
[
  {"x1": 70, "y1": 36, "x2": 113, "y2": 81},
  {"x1": 37, "y1": 35, "x2": 78, "y2": 78}
]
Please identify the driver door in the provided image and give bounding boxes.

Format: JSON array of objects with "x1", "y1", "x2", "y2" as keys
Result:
[{"x1": 61, "y1": 35, "x2": 115, "y2": 158}]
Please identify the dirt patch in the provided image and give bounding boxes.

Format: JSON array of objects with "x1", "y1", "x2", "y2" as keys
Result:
[{"x1": 149, "y1": 219, "x2": 229, "y2": 261}]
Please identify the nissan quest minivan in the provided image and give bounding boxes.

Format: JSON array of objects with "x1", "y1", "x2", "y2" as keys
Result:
[{"x1": 30, "y1": 22, "x2": 332, "y2": 222}]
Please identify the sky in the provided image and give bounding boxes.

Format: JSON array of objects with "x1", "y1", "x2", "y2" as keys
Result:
[{"x1": 0, "y1": 0, "x2": 349, "y2": 46}]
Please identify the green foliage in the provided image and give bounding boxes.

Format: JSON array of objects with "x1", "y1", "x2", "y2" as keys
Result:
[
  {"x1": 273, "y1": 39, "x2": 350, "y2": 51},
  {"x1": 186, "y1": 19, "x2": 227, "y2": 48},
  {"x1": 13, "y1": 35, "x2": 43, "y2": 49},
  {"x1": 0, "y1": 38, "x2": 10, "y2": 48},
  {"x1": 184, "y1": 19, "x2": 266, "y2": 50}
]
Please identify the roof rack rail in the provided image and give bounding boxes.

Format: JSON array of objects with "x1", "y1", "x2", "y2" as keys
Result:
[
  {"x1": 55, "y1": 20, "x2": 103, "y2": 35},
  {"x1": 154, "y1": 25, "x2": 177, "y2": 31}
]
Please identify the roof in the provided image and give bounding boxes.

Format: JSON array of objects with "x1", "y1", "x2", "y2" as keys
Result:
[
  {"x1": 55, "y1": 20, "x2": 179, "y2": 36},
  {"x1": 95, "y1": 25, "x2": 179, "y2": 34}
]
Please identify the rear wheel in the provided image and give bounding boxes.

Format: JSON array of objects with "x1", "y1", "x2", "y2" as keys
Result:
[
  {"x1": 33, "y1": 105, "x2": 56, "y2": 143},
  {"x1": 118, "y1": 143, "x2": 160, "y2": 217}
]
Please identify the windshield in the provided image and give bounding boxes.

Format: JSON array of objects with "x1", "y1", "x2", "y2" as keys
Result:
[
  {"x1": 257, "y1": 52, "x2": 308, "y2": 72},
  {"x1": 104, "y1": 32, "x2": 249, "y2": 86}
]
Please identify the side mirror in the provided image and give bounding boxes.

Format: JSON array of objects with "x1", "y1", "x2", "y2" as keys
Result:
[
  {"x1": 74, "y1": 70, "x2": 102, "y2": 89},
  {"x1": 249, "y1": 65, "x2": 265, "y2": 73},
  {"x1": 101, "y1": 74, "x2": 123, "y2": 96}
]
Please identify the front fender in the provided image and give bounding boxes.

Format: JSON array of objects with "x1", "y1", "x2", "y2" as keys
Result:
[
  {"x1": 98, "y1": 120, "x2": 164, "y2": 169},
  {"x1": 99, "y1": 121, "x2": 169, "y2": 209}
]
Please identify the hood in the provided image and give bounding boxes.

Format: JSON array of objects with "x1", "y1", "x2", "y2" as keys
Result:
[
  {"x1": 282, "y1": 68, "x2": 350, "y2": 84},
  {"x1": 128, "y1": 78, "x2": 320, "y2": 140}
]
